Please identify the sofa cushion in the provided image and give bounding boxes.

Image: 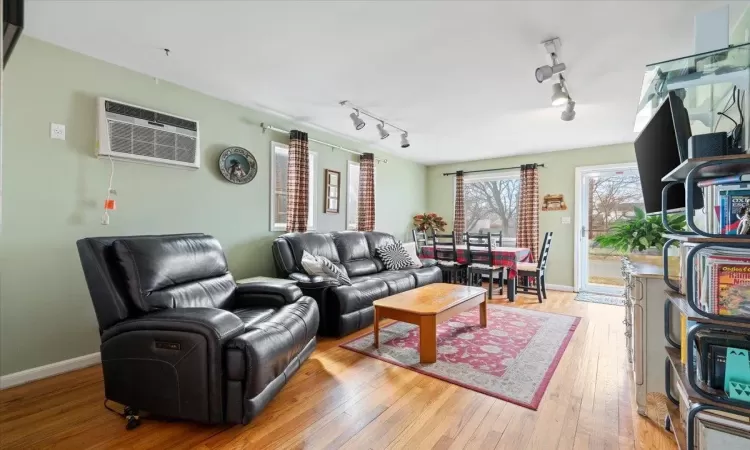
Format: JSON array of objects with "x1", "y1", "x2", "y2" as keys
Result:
[
  {"x1": 112, "y1": 235, "x2": 235, "y2": 312},
  {"x1": 364, "y1": 232, "x2": 398, "y2": 272},
  {"x1": 328, "y1": 279, "x2": 389, "y2": 315},
  {"x1": 331, "y1": 231, "x2": 378, "y2": 277},
  {"x1": 403, "y1": 266, "x2": 443, "y2": 287},
  {"x1": 232, "y1": 307, "x2": 277, "y2": 331},
  {"x1": 363, "y1": 271, "x2": 416, "y2": 295},
  {"x1": 278, "y1": 232, "x2": 344, "y2": 273}
]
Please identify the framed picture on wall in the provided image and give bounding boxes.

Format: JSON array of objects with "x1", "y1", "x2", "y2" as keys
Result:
[{"x1": 324, "y1": 169, "x2": 340, "y2": 214}]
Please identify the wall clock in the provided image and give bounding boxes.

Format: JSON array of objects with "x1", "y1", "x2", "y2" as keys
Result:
[{"x1": 219, "y1": 147, "x2": 257, "y2": 184}]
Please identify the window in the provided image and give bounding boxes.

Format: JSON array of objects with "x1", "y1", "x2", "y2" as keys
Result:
[
  {"x1": 270, "y1": 142, "x2": 316, "y2": 231},
  {"x1": 346, "y1": 161, "x2": 376, "y2": 230},
  {"x1": 464, "y1": 172, "x2": 520, "y2": 244}
]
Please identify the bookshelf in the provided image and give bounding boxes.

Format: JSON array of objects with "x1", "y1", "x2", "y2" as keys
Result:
[{"x1": 663, "y1": 155, "x2": 750, "y2": 449}]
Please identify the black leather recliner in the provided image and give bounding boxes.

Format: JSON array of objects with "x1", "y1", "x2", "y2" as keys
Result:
[
  {"x1": 272, "y1": 230, "x2": 442, "y2": 337},
  {"x1": 77, "y1": 233, "x2": 319, "y2": 426}
]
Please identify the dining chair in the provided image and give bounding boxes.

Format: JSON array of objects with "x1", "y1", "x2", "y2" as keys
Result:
[
  {"x1": 412, "y1": 229, "x2": 430, "y2": 254},
  {"x1": 516, "y1": 232, "x2": 553, "y2": 302},
  {"x1": 431, "y1": 231, "x2": 465, "y2": 284},
  {"x1": 465, "y1": 232, "x2": 505, "y2": 299},
  {"x1": 477, "y1": 228, "x2": 502, "y2": 247}
]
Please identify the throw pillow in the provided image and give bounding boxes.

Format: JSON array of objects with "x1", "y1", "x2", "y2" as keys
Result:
[
  {"x1": 300, "y1": 251, "x2": 352, "y2": 286},
  {"x1": 376, "y1": 243, "x2": 413, "y2": 271},
  {"x1": 401, "y1": 242, "x2": 423, "y2": 268},
  {"x1": 320, "y1": 257, "x2": 352, "y2": 286}
]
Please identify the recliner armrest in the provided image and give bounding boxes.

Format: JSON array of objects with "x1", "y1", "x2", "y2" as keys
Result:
[
  {"x1": 234, "y1": 281, "x2": 303, "y2": 308},
  {"x1": 288, "y1": 272, "x2": 340, "y2": 289},
  {"x1": 101, "y1": 307, "x2": 245, "y2": 346},
  {"x1": 420, "y1": 258, "x2": 438, "y2": 268}
]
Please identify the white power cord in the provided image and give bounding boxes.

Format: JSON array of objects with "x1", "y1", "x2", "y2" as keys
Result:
[{"x1": 101, "y1": 154, "x2": 116, "y2": 225}]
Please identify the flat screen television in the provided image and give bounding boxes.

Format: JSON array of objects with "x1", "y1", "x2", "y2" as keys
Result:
[
  {"x1": 3, "y1": 0, "x2": 24, "y2": 68},
  {"x1": 634, "y1": 95, "x2": 703, "y2": 214}
]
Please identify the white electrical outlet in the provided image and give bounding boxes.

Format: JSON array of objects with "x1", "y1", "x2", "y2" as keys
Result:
[
  {"x1": 50, "y1": 123, "x2": 66, "y2": 140},
  {"x1": 561, "y1": 216, "x2": 571, "y2": 224}
]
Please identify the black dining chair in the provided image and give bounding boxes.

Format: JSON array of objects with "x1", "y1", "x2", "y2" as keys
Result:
[
  {"x1": 516, "y1": 231, "x2": 553, "y2": 302},
  {"x1": 465, "y1": 232, "x2": 505, "y2": 299},
  {"x1": 432, "y1": 231, "x2": 465, "y2": 284}
]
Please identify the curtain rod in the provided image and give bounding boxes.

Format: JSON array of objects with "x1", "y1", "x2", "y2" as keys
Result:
[
  {"x1": 442, "y1": 164, "x2": 545, "y2": 176},
  {"x1": 260, "y1": 123, "x2": 388, "y2": 163}
]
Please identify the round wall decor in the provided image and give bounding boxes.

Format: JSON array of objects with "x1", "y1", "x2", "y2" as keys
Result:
[{"x1": 219, "y1": 147, "x2": 257, "y2": 184}]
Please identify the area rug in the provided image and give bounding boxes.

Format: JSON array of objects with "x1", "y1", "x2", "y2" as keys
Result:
[
  {"x1": 340, "y1": 305, "x2": 580, "y2": 410},
  {"x1": 574, "y1": 291, "x2": 624, "y2": 306}
]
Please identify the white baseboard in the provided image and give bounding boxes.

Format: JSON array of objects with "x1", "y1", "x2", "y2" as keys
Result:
[
  {"x1": 546, "y1": 284, "x2": 576, "y2": 292},
  {"x1": 0, "y1": 352, "x2": 101, "y2": 390}
]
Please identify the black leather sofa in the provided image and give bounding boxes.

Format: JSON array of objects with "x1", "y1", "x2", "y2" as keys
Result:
[
  {"x1": 272, "y1": 231, "x2": 442, "y2": 337},
  {"x1": 77, "y1": 233, "x2": 319, "y2": 426}
]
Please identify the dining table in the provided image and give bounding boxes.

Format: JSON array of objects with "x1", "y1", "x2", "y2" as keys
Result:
[{"x1": 419, "y1": 244, "x2": 532, "y2": 302}]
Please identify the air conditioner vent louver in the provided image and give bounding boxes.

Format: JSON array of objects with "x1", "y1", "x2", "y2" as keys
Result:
[{"x1": 97, "y1": 97, "x2": 200, "y2": 169}]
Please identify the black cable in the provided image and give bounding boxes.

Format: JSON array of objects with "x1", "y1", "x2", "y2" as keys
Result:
[
  {"x1": 714, "y1": 86, "x2": 737, "y2": 131},
  {"x1": 718, "y1": 111, "x2": 738, "y2": 127}
]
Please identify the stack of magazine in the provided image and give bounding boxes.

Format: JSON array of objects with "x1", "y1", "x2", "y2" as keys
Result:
[{"x1": 693, "y1": 247, "x2": 750, "y2": 317}]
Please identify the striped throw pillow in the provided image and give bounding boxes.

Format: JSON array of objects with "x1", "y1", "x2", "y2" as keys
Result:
[
  {"x1": 376, "y1": 243, "x2": 413, "y2": 271},
  {"x1": 320, "y1": 257, "x2": 352, "y2": 286}
]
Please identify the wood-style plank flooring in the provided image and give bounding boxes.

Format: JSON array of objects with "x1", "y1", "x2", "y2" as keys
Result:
[{"x1": 0, "y1": 290, "x2": 676, "y2": 449}]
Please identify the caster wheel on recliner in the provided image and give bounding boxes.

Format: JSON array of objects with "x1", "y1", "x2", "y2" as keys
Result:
[{"x1": 126, "y1": 415, "x2": 141, "y2": 430}]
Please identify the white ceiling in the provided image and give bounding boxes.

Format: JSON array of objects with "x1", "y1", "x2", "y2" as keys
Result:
[{"x1": 24, "y1": 1, "x2": 748, "y2": 165}]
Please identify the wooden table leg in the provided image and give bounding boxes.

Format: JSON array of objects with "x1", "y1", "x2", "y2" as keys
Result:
[
  {"x1": 419, "y1": 315, "x2": 437, "y2": 364},
  {"x1": 374, "y1": 306, "x2": 380, "y2": 349},
  {"x1": 479, "y1": 294, "x2": 487, "y2": 328}
]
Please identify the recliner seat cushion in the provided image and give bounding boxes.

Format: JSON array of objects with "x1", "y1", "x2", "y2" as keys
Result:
[
  {"x1": 403, "y1": 266, "x2": 443, "y2": 287},
  {"x1": 362, "y1": 271, "x2": 416, "y2": 294},
  {"x1": 329, "y1": 279, "x2": 389, "y2": 315},
  {"x1": 112, "y1": 235, "x2": 235, "y2": 312},
  {"x1": 232, "y1": 307, "x2": 277, "y2": 330}
]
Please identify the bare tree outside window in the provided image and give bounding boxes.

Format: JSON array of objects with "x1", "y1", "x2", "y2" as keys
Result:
[
  {"x1": 587, "y1": 174, "x2": 644, "y2": 239},
  {"x1": 464, "y1": 177, "x2": 520, "y2": 238}
]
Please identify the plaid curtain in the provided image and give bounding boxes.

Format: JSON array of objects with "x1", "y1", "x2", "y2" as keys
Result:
[
  {"x1": 517, "y1": 164, "x2": 540, "y2": 262},
  {"x1": 286, "y1": 130, "x2": 309, "y2": 232},
  {"x1": 357, "y1": 153, "x2": 375, "y2": 231},
  {"x1": 453, "y1": 170, "x2": 465, "y2": 244}
]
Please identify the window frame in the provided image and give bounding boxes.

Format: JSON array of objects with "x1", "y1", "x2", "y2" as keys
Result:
[
  {"x1": 462, "y1": 170, "x2": 521, "y2": 246},
  {"x1": 269, "y1": 141, "x2": 317, "y2": 232}
]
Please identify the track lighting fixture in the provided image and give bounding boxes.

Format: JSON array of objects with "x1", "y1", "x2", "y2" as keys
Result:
[
  {"x1": 376, "y1": 122, "x2": 389, "y2": 140},
  {"x1": 535, "y1": 62, "x2": 566, "y2": 83},
  {"x1": 349, "y1": 110, "x2": 366, "y2": 130},
  {"x1": 339, "y1": 100, "x2": 411, "y2": 147},
  {"x1": 550, "y1": 82, "x2": 569, "y2": 106},
  {"x1": 400, "y1": 132, "x2": 410, "y2": 148},
  {"x1": 561, "y1": 99, "x2": 576, "y2": 121}
]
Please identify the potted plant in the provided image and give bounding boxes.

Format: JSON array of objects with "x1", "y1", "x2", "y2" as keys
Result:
[
  {"x1": 413, "y1": 213, "x2": 448, "y2": 235},
  {"x1": 594, "y1": 207, "x2": 686, "y2": 254}
]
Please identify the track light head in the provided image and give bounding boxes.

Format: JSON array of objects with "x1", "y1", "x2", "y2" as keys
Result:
[
  {"x1": 349, "y1": 110, "x2": 366, "y2": 130},
  {"x1": 561, "y1": 100, "x2": 576, "y2": 121},
  {"x1": 550, "y1": 82, "x2": 569, "y2": 106},
  {"x1": 400, "y1": 132, "x2": 410, "y2": 148},
  {"x1": 535, "y1": 62, "x2": 566, "y2": 83},
  {"x1": 377, "y1": 122, "x2": 389, "y2": 140}
]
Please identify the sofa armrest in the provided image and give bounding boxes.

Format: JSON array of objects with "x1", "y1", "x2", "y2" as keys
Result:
[
  {"x1": 235, "y1": 281, "x2": 303, "y2": 308},
  {"x1": 288, "y1": 272, "x2": 340, "y2": 289},
  {"x1": 420, "y1": 258, "x2": 438, "y2": 268},
  {"x1": 101, "y1": 307, "x2": 245, "y2": 346}
]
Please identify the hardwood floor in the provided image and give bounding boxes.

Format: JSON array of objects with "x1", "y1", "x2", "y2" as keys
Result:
[{"x1": 0, "y1": 291, "x2": 676, "y2": 449}]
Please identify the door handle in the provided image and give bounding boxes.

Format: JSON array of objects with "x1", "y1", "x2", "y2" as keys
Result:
[{"x1": 581, "y1": 227, "x2": 587, "y2": 239}]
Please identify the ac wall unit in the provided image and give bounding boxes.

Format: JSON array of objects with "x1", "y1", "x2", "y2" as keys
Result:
[{"x1": 96, "y1": 97, "x2": 200, "y2": 169}]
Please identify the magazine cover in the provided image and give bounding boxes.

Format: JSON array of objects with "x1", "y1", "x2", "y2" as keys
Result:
[
  {"x1": 716, "y1": 264, "x2": 750, "y2": 316},
  {"x1": 719, "y1": 189, "x2": 750, "y2": 235}
]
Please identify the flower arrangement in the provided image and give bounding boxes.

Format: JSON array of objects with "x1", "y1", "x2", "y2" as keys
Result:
[{"x1": 413, "y1": 212, "x2": 447, "y2": 233}]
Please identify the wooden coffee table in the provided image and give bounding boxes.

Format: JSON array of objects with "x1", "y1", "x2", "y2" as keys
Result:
[{"x1": 372, "y1": 283, "x2": 487, "y2": 364}]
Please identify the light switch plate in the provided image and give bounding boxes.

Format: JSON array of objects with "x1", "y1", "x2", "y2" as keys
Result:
[
  {"x1": 561, "y1": 216, "x2": 571, "y2": 224},
  {"x1": 50, "y1": 123, "x2": 66, "y2": 140}
]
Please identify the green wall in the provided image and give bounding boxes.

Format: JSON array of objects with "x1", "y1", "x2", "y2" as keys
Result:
[
  {"x1": 425, "y1": 143, "x2": 637, "y2": 287},
  {"x1": 0, "y1": 37, "x2": 426, "y2": 375}
]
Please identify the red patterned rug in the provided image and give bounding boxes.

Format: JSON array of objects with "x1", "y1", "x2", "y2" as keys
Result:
[{"x1": 341, "y1": 304, "x2": 580, "y2": 410}]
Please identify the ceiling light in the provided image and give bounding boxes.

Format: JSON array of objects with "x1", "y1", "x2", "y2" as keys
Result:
[
  {"x1": 561, "y1": 100, "x2": 576, "y2": 121},
  {"x1": 377, "y1": 122, "x2": 389, "y2": 140},
  {"x1": 349, "y1": 110, "x2": 366, "y2": 130},
  {"x1": 400, "y1": 132, "x2": 410, "y2": 148},
  {"x1": 551, "y1": 82, "x2": 569, "y2": 106},
  {"x1": 535, "y1": 62, "x2": 566, "y2": 83}
]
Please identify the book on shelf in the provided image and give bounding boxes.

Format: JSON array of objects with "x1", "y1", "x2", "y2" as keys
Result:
[
  {"x1": 693, "y1": 248, "x2": 750, "y2": 317},
  {"x1": 697, "y1": 175, "x2": 750, "y2": 188},
  {"x1": 718, "y1": 186, "x2": 750, "y2": 235}
]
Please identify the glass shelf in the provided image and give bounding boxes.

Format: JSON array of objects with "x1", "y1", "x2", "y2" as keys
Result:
[{"x1": 634, "y1": 43, "x2": 750, "y2": 133}]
